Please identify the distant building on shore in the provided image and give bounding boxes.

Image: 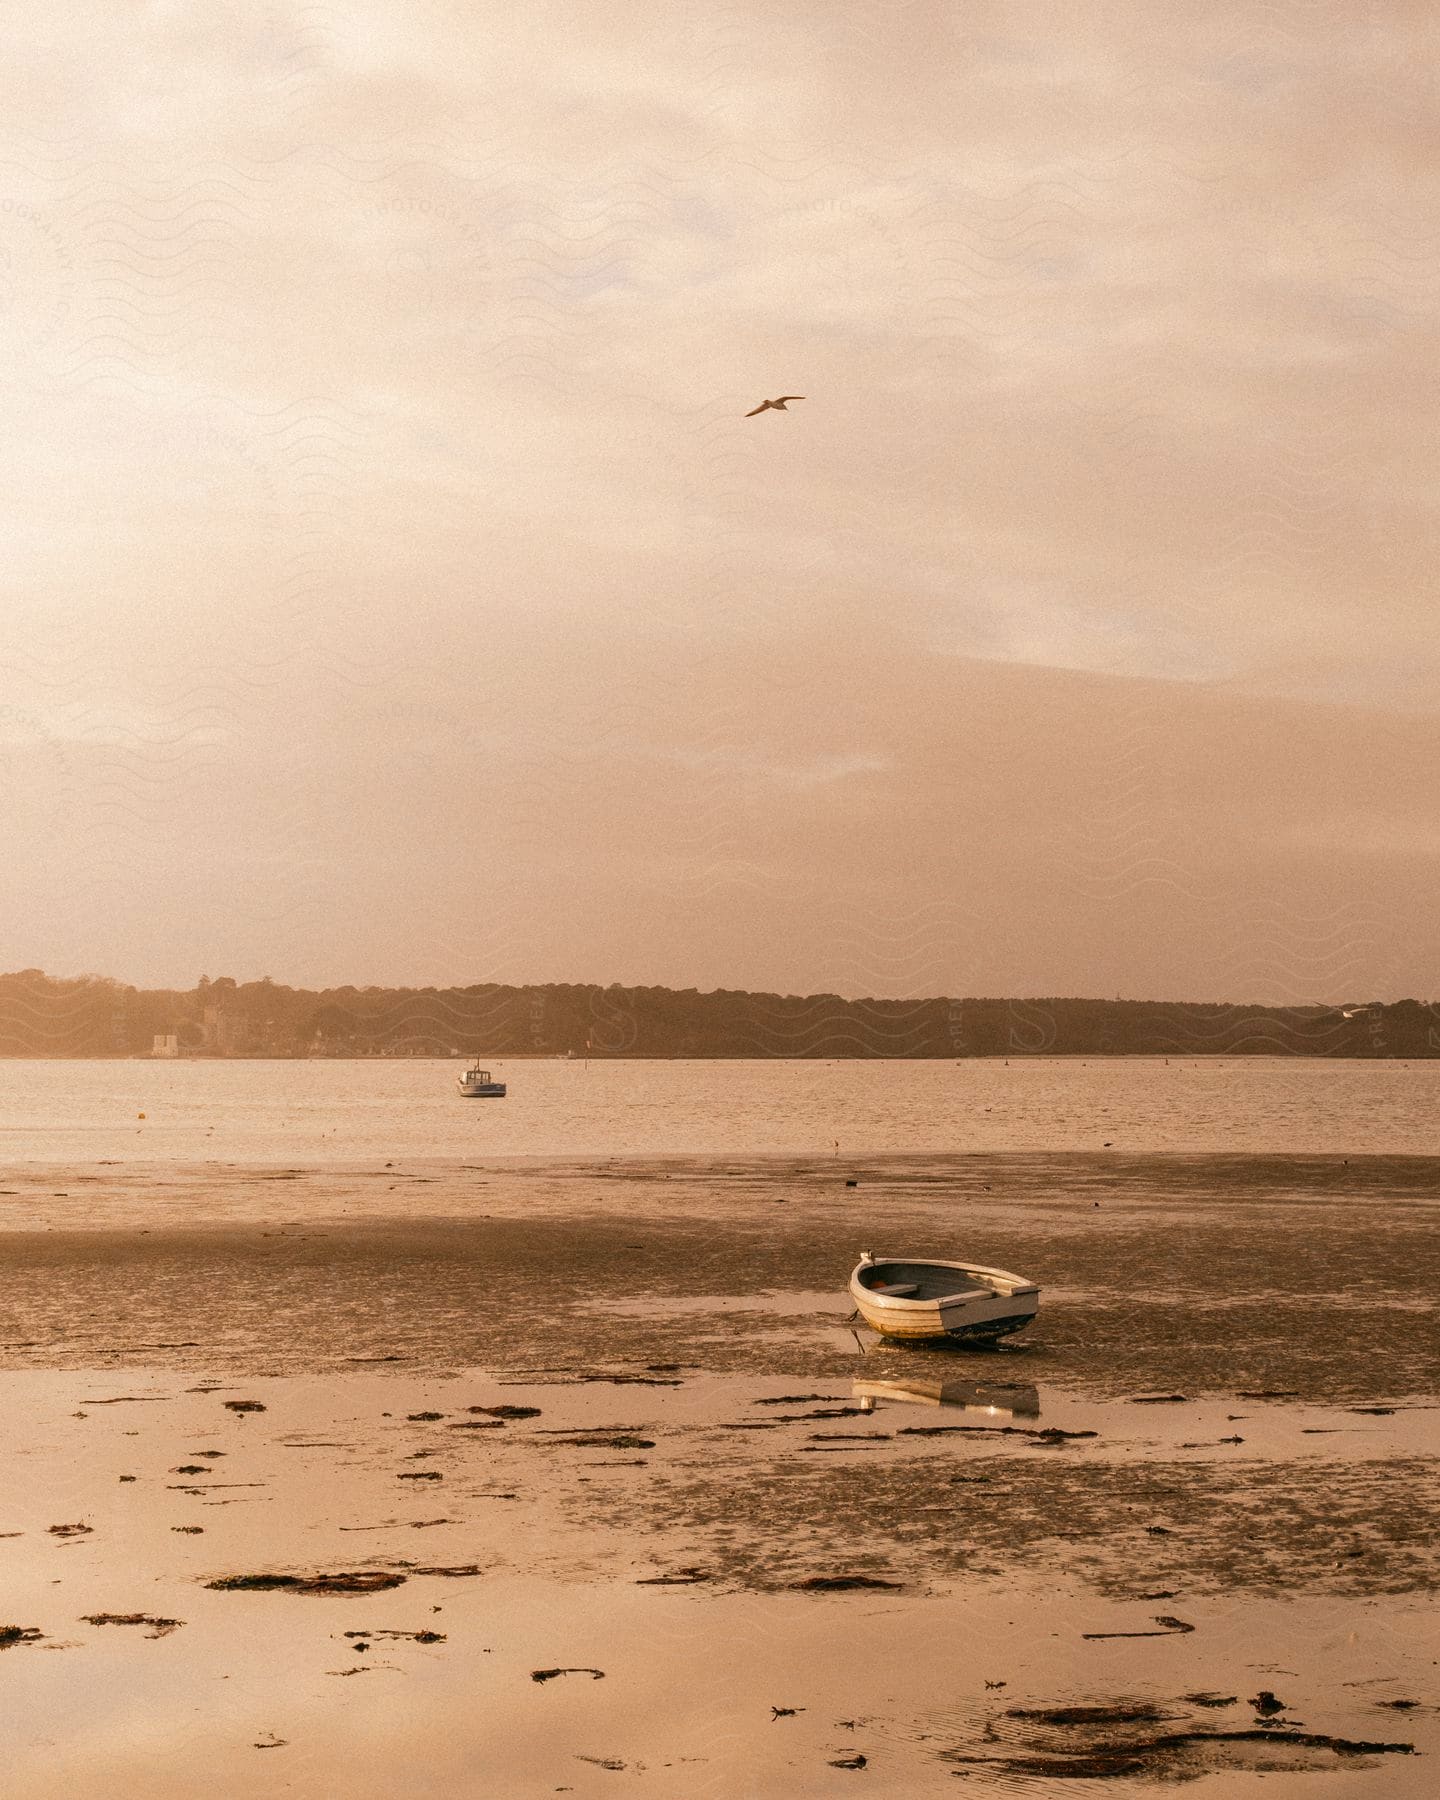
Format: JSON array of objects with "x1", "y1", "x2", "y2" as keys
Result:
[
  {"x1": 201, "y1": 1005, "x2": 247, "y2": 1054},
  {"x1": 151, "y1": 1033, "x2": 180, "y2": 1058}
]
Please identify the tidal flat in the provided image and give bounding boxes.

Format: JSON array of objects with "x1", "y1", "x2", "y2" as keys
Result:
[{"x1": 0, "y1": 1154, "x2": 1436, "y2": 1794}]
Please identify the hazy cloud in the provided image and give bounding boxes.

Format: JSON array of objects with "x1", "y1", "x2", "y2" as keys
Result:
[{"x1": 1, "y1": 2, "x2": 1436, "y2": 1000}]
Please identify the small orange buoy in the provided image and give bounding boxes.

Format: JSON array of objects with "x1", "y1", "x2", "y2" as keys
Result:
[{"x1": 138, "y1": 1112, "x2": 146, "y2": 1120}]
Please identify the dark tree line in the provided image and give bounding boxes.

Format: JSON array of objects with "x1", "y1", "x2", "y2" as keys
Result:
[{"x1": 1, "y1": 969, "x2": 1436, "y2": 1057}]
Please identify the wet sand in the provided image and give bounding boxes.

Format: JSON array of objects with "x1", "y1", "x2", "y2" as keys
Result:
[{"x1": 1, "y1": 1154, "x2": 1436, "y2": 1794}]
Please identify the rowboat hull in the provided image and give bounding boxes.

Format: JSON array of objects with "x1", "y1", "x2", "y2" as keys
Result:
[{"x1": 849, "y1": 1256, "x2": 1039, "y2": 1343}]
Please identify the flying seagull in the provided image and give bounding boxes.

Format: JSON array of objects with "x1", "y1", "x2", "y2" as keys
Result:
[{"x1": 745, "y1": 395, "x2": 805, "y2": 416}]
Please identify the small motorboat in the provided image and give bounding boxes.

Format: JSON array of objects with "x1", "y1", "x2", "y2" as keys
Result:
[
  {"x1": 849, "y1": 1252, "x2": 1039, "y2": 1343},
  {"x1": 457, "y1": 1063, "x2": 506, "y2": 1097}
]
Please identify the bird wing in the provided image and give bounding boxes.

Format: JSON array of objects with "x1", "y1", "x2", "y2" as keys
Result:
[
  {"x1": 744, "y1": 402, "x2": 770, "y2": 416},
  {"x1": 776, "y1": 396, "x2": 805, "y2": 402}
]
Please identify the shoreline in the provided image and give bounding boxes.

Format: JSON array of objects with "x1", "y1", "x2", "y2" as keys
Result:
[{"x1": 5, "y1": 1144, "x2": 1440, "y2": 1183}]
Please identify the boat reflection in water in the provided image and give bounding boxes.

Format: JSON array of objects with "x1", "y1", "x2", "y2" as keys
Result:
[{"x1": 852, "y1": 1377, "x2": 1040, "y2": 1418}]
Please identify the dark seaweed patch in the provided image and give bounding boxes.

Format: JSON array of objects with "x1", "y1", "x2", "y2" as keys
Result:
[
  {"x1": 790, "y1": 1575, "x2": 903, "y2": 1592},
  {"x1": 82, "y1": 1612, "x2": 183, "y2": 1637},
  {"x1": 207, "y1": 1571, "x2": 406, "y2": 1595}
]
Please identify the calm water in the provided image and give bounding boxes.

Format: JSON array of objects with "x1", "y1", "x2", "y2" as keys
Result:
[{"x1": 1, "y1": 1056, "x2": 1437, "y2": 1161}]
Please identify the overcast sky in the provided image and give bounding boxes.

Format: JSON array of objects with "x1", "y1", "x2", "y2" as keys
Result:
[{"x1": 2, "y1": 3, "x2": 1436, "y2": 1002}]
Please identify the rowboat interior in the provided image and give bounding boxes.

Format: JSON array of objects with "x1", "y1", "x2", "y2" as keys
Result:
[{"x1": 856, "y1": 1261, "x2": 1013, "y2": 1302}]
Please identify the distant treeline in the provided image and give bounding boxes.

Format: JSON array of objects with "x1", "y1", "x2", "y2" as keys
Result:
[{"x1": 0, "y1": 970, "x2": 1436, "y2": 1058}]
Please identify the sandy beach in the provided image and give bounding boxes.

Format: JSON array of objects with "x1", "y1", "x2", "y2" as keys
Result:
[{"x1": 2, "y1": 1153, "x2": 1437, "y2": 1794}]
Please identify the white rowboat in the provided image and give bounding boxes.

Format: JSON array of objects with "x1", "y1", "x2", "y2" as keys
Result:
[{"x1": 849, "y1": 1252, "x2": 1039, "y2": 1343}]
